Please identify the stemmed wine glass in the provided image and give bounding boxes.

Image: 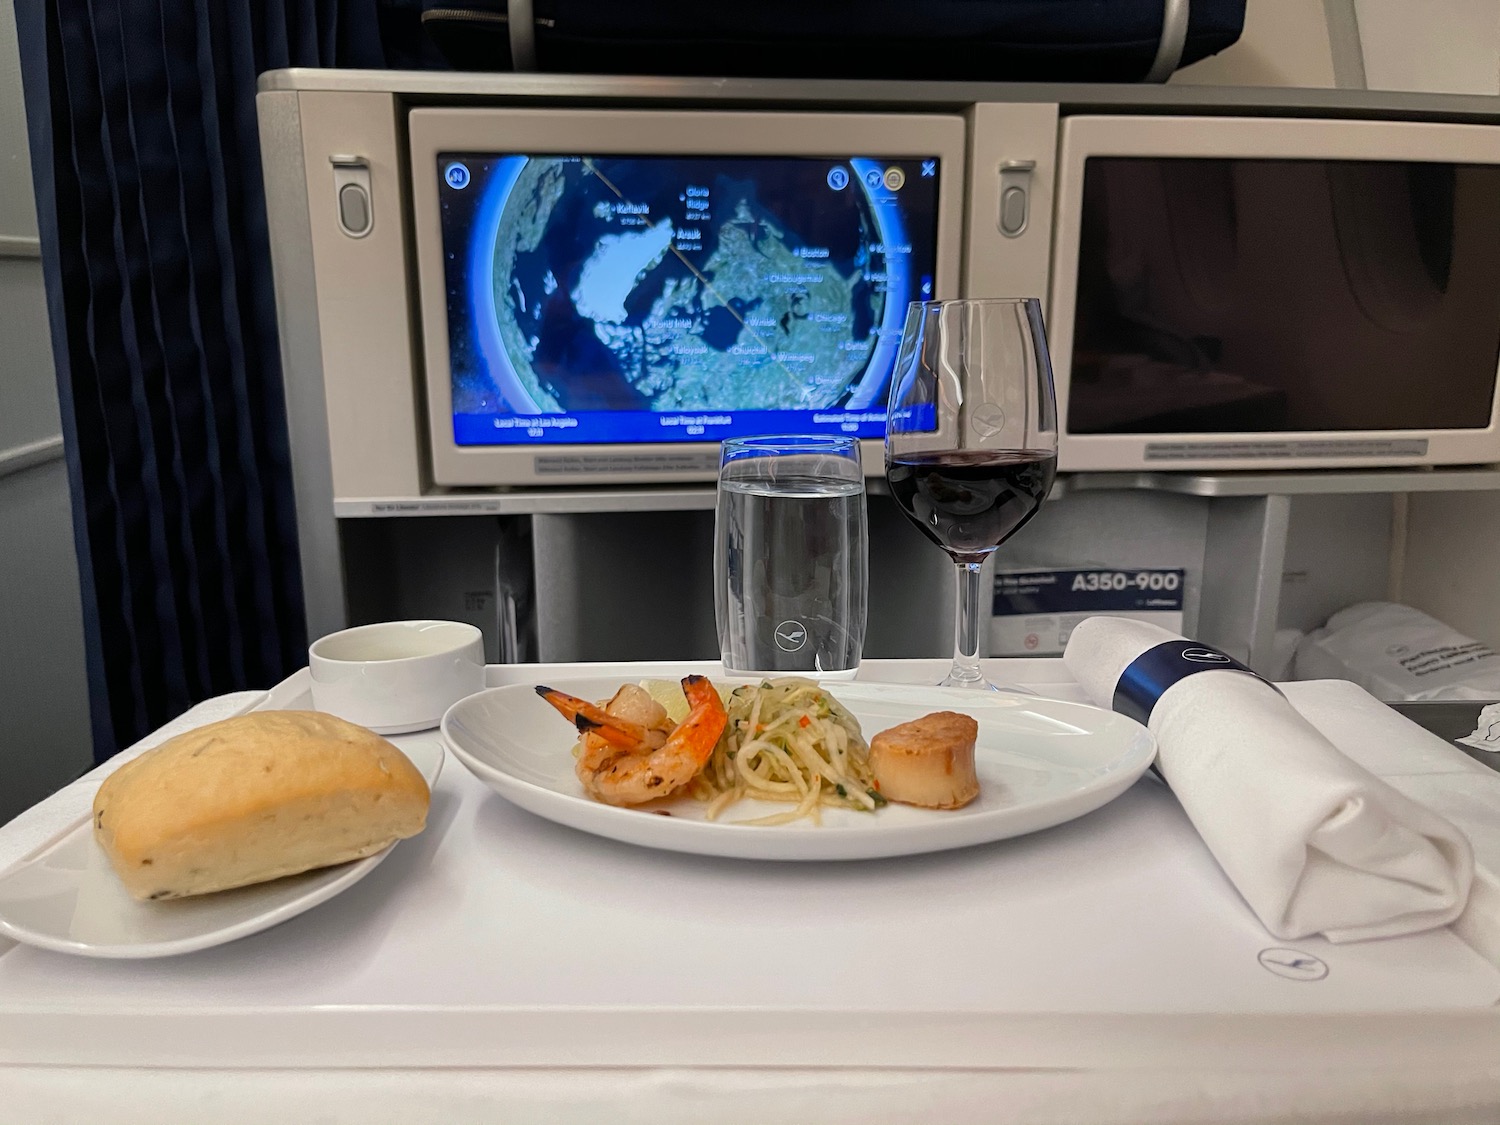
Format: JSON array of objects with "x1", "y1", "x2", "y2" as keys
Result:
[{"x1": 885, "y1": 298, "x2": 1059, "y2": 691}]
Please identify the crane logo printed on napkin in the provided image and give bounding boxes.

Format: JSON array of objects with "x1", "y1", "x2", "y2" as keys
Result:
[{"x1": 1257, "y1": 948, "x2": 1329, "y2": 981}]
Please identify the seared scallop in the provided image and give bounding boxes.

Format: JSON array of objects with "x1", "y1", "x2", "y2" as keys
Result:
[{"x1": 869, "y1": 711, "x2": 981, "y2": 810}]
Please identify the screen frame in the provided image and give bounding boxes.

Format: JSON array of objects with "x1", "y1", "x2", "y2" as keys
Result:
[
  {"x1": 408, "y1": 107, "x2": 967, "y2": 486},
  {"x1": 1050, "y1": 115, "x2": 1500, "y2": 472}
]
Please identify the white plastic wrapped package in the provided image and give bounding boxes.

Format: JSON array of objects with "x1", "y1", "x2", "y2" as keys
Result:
[{"x1": 1296, "y1": 602, "x2": 1500, "y2": 701}]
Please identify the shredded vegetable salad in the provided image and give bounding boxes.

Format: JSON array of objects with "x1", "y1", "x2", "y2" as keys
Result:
[{"x1": 688, "y1": 677, "x2": 886, "y2": 826}]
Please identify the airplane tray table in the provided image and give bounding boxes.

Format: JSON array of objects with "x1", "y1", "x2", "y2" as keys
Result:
[{"x1": 4, "y1": 658, "x2": 1500, "y2": 1125}]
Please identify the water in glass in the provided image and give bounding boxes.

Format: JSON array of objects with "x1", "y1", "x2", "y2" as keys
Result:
[{"x1": 715, "y1": 438, "x2": 867, "y2": 678}]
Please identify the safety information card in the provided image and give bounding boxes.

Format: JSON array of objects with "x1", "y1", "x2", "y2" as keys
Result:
[{"x1": 992, "y1": 567, "x2": 1186, "y2": 656}]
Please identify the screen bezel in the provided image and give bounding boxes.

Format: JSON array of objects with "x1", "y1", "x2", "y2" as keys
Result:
[
  {"x1": 408, "y1": 108, "x2": 967, "y2": 486},
  {"x1": 1050, "y1": 115, "x2": 1500, "y2": 472}
]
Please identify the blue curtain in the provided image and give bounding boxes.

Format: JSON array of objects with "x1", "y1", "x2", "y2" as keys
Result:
[
  {"x1": 421, "y1": 0, "x2": 1245, "y2": 80},
  {"x1": 13, "y1": 1, "x2": 406, "y2": 761}
]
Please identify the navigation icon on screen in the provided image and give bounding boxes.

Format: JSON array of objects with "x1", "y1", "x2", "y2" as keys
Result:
[
  {"x1": 827, "y1": 166, "x2": 849, "y2": 191},
  {"x1": 883, "y1": 167, "x2": 905, "y2": 191},
  {"x1": 445, "y1": 162, "x2": 471, "y2": 190},
  {"x1": 921, "y1": 160, "x2": 937, "y2": 177},
  {"x1": 863, "y1": 168, "x2": 883, "y2": 190}
]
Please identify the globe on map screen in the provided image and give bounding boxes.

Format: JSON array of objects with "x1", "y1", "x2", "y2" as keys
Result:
[{"x1": 437, "y1": 152, "x2": 941, "y2": 445}]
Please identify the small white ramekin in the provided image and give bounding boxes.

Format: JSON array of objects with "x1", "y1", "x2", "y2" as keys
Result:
[{"x1": 308, "y1": 620, "x2": 486, "y2": 734}]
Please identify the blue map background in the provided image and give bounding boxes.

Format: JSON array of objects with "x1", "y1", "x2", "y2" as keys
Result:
[{"x1": 437, "y1": 152, "x2": 940, "y2": 445}]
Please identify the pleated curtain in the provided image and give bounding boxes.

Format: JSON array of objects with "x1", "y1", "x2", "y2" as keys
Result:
[{"x1": 13, "y1": 1, "x2": 401, "y2": 760}]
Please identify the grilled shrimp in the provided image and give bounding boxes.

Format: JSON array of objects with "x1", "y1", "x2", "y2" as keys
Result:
[
  {"x1": 538, "y1": 683, "x2": 670, "y2": 772},
  {"x1": 536, "y1": 676, "x2": 727, "y2": 806}
]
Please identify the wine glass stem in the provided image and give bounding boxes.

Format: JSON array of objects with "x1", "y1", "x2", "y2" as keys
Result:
[{"x1": 950, "y1": 560, "x2": 985, "y2": 685}]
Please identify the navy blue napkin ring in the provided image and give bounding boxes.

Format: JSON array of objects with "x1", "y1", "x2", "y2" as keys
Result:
[{"x1": 1112, "y1": 640, "x2": 1278, "y2": 727}]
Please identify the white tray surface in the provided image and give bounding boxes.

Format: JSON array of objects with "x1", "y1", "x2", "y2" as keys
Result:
[{"x1": 1, "y1": 659, "x2": 1496, "y2": 1071}]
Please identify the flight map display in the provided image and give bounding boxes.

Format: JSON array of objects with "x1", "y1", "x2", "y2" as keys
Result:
[{"x1": 436, "y1": 152, "x2": 941, "y2": 446}]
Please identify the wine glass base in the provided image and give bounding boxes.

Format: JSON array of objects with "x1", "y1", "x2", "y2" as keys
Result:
[{"x1": 937, "y1": 673, "x2": 1038, "y2": 696}]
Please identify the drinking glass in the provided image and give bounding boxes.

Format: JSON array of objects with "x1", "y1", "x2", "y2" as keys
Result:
[
  {"x1": 885, "y1": 298, "x2": 1058, "y2": 690},
  {"x1": 714, "y1": 435, "x2": 868, "y2": 679}
]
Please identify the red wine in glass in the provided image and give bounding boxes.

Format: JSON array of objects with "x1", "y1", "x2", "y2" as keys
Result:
[
  {"x1": 884, "y1": 297, "x2": 1059, "y2": 691},
  {"x1": 886, "y1": 449, "x2": 1057, "y2": 563}
]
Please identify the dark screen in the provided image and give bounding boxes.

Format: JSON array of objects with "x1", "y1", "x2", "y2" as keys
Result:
[{"x1": 1068, "y1": 158, "x2": 1500, "y2": 435}]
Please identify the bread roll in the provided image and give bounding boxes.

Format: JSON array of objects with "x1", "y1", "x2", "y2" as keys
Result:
[
  {"x1": 869, "y1": 711, "x2": 981, "y2": 810},
  {"x1": 93, "y1": 711, "x2": 430, "y2": 900}
]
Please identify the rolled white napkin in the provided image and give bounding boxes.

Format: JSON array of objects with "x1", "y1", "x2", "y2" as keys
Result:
[{"x1": 1064, "y1": 617, "x2": 1473, "y2": 943}]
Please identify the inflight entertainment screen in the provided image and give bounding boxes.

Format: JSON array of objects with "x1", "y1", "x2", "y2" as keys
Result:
[{"x1": 436, "y1": 153, "x2": 941, "y2": 445}]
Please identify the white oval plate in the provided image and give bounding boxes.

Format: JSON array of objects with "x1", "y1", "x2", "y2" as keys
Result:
[
  {"x1": 0, "y1": 738, "x2": 444, "y2": 959},
  {"x1": 442, "y1": 678, "x2": 1155, "y2": 861}
]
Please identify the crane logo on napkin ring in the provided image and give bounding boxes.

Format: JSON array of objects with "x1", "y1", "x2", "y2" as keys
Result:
[
  {"x1": 1180, "y1": 648, "x2": 1233, "y2": 664},
  {"x1": 1112, "y1": 639, "x2": 1278, "y2": 726}
]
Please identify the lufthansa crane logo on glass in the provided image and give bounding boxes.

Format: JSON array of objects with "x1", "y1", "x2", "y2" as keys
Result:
[
  {"x1": 774, "y1": 620, "x2": 808, "y2": 652},
  {"x1": 1180, "y1": 648, "x2": 1234, "y2": 665}
]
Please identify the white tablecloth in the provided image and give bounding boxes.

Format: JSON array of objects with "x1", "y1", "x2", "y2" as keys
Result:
[{"x1": 3, "y1": 658, "x2": 1499, "y2": 1125}]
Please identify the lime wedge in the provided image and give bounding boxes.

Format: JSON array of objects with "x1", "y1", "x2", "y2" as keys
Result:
[{"x1": 639, "y1": 679, "x2": 691, "y2": 723}]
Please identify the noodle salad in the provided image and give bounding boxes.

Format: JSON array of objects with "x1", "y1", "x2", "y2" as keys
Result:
[{"x1": 688, "y1": 678, "x2": 887, "y2": 826}]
